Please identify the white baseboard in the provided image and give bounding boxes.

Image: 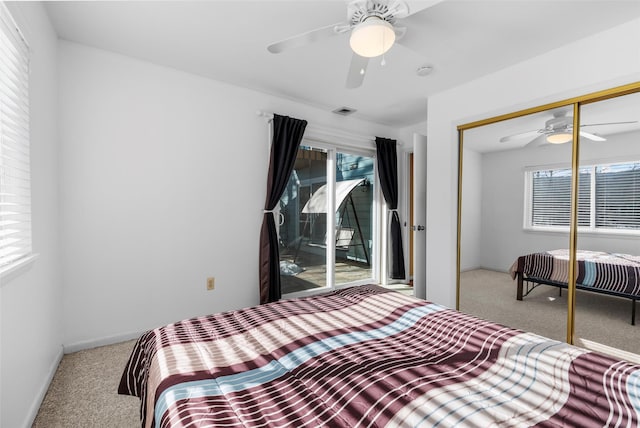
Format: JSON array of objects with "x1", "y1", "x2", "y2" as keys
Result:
[
  {"x1": 63, "y1": 330, "x2": 144, "y2": 354},
  {"x1": 25, "y1": 345, "x2": 63, "y2": 428},
  {"x1": 461, "y1": 266, "x2": 510, "y2": 274}
]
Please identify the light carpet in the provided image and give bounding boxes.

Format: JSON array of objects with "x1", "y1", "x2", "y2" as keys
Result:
[
  {"x1": 460, "y1": 269, "x2": 640, "y2": 358},
  {"x1": 32, "y1": 340, "x2": 139, "y2": 427}
]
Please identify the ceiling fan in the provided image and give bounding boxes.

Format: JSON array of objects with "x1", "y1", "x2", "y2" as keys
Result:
[
  {"x1": 499, "y1": 110, "x2": 638, "y2": 147},
  {"x1": 267, "y1": 0, "x2": 414, "y2": 89}
]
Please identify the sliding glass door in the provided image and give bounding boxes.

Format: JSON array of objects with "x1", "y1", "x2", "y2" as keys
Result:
[
  {"x1": 335, "y1": 151, "x2": 375, "y2": 285},
  {"x1": 278, "y1": 144, "x2": 377, "y2": 295},
  {"x1": 278, "y1": 146, "x2": 328, "y2": 294}
]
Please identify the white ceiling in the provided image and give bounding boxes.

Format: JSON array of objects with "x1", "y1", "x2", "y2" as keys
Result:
[{"x1": 44, "y1": 0, "x2": 640, "y2": 128}]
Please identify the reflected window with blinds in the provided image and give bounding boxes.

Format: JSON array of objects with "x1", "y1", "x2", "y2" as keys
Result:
[
  {"x1": 528, "y1": 167, "x2": 590, "y2": 228},
  {"x1": 0, "y1": 3, "x2": 32, "y2": 275},
  {"x1": 595, "y1": 162, "x2": 640, "y2": 230},
  {"x1": 525, "y1": 161, "x2": 640, "y2": 233}
]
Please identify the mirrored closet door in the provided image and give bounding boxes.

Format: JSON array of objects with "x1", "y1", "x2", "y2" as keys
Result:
[
  {"x1": 575, "y1": 91, "x2": 640, "y2": 358},
  {"x1": 459, "y1": 107, "x2": 572, "y2": 343},
  {"x1": 458, "y1": 82, "x2": 640, "y2": 358}
]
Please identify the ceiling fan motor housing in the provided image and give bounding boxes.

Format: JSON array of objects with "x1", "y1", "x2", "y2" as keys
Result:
[
  {"x1": 545, "y1": 116, "x2": 571, "y2": 131},
  {"x1": 348, "y1": 0, "x2": 407, "y2": 26}
]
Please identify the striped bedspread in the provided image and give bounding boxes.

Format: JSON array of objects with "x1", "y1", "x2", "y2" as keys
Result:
[
  {"x1": 509, "y1": 249, "x2": 640, "y2": 297},
  {"x1": 119, "y1": 284, "x2": 640, "y2": 427}
]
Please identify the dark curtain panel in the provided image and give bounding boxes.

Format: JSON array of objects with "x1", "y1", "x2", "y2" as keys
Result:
[
  {"x1": 375, "y1": 137, "x2": 406, "y2": 279},
  {"x1": 259, "y1": 114, "x2": 307, "y2": 304}
]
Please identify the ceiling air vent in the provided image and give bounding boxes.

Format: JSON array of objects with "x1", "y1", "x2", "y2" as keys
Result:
[{"x1": 332, "y1": 106, "x2": 357, "y2": 116}]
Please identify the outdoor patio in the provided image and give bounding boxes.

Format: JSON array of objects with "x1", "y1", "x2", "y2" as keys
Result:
[{"x1": 280, "y1": 250, "x2": 413, "y2": 296}]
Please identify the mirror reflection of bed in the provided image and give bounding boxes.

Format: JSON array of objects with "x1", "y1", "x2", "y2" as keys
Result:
[{"x1": 459, "y1": 90, "x2": 640, "y2": 361}]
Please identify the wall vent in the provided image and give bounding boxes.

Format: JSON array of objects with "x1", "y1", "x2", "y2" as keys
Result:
[{"x1": 332, "y1": 106, "x2": 357, "y2": 116}]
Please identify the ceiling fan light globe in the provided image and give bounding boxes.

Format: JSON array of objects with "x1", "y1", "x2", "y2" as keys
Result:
[
  {"x1": 349, "y1": 17, "x2": 395, "y2": 58},
  {"x1": 546, "y1": 132, "x2": 572, "y2": 144}
]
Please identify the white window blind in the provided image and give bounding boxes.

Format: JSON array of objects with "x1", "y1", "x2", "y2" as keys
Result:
[
  {"x1": 595, "y1": 162, "x2": 640, "y2": 230},
  {"x1": 0, "y1": 3, "x2": 31, "y2": 272},
  {"x1": 528, "y1": 161, "x2": 640, "y2": 233},
  {"x1": 531, "y1": 168, "x2": 590, "y2": 227}
]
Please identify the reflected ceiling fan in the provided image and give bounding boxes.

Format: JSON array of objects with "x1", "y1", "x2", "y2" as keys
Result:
[
  {"x1": 267, "y1": 0, "x2": 414, "y2": 89},
  {"x1": 500, "y1": 110, "x2": 638, "y2": 147}
]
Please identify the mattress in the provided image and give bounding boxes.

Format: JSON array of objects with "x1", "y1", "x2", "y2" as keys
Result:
[{"x1": 119, "y1": 284, "x2": 640, "y2": 427}]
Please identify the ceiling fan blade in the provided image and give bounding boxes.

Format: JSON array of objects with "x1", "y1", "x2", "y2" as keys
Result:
[
  {"x1": 267, "y1": 22, "x2": 346, "y2": 54},
  {"x1": 580, "y1": 120, "x2": 638, "y2": 128},
  {"x1": 393, "y1": 26, "x2": 407, "y2": 41},
  {"x1": 525, "y1": 134, "x2": 547, "y2": 148},
  {"x1": 499, "y1": 130, "x2": 541, "y2": 143},
  {"x1": 403, "y1": 0, "x2": 446, "y2": 18},
  {"x1": 383, "y1": 0, "x2": 411, "y2": 19},
  {"x1": 580, "y1": 131, "x2": 606, "y2": 142},
  {"x1": 334, "y1": 24, "x2": 352, "y2": 34},
  {"x1": 346, "y1": 53, "x2": 369, "y2": 89}
]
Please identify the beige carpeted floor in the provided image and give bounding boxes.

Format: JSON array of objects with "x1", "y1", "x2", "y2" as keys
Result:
[
  {"x1": 32, "y1": 340, "x2": 139, "y2": 427},
  {"x1": 33, "y1": 275, "x2": 638, "y2": 426},
  {"x1": 460, "y1": 269, "x2": 640, "y2": 357}
]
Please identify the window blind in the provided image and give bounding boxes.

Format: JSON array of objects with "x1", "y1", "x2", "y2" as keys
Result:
[
  {"x1": 595, "y1": 163, "x2": 640, "y2": 230},
  {"x1": 531, "y1": 168, "x2": 590, "y2": 227},
  {"x1": 0, "y1": 3, "x2": 31, "y2": 272}
]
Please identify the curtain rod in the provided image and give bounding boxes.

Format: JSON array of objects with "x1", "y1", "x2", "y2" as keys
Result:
[
  {"x1": 256, "y1": 110, "x2": 399, "y2": 149},
  {"x1": 256, "y1": 110, "x2": 274, "y2": 121}
]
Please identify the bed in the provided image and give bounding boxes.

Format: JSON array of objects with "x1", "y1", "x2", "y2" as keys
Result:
[
  {"x1": 119, "y1": 284, "x2": 640, "y2": 427},
  {"x1": 510, "y1": 249, "x2": 640, "y2": 325}
]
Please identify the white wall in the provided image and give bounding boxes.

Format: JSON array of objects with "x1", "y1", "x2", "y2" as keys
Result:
[
  {"x1": 1, "y1": 3, "x2": 62, "y2": 427},
  {"x1": 426, "y1": 18, "x2": 640, "y2": 308},
  {"x1": 460, "y1": 148, "x2": 482, "y2": 271},
  {"x1": 58, "y1": 41, "x2": 400, "y2": 349},
  {"x1": 477, "y1": 130, "x2": 640, "y2": 272}
]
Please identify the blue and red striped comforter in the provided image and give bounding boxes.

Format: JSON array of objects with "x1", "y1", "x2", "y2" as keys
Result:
[
  {"x1": 119, "y1": 284, "x2": 640, "y2": 427},
  {"x1": 510, "y1": 249, "x2": 640, "y2": 297}
]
